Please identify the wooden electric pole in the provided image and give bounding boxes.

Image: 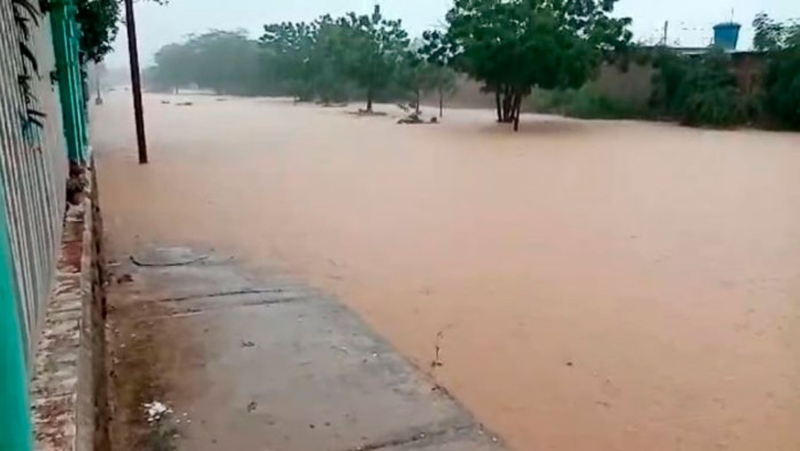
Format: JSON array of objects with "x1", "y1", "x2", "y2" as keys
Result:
[{"x1": 124, "y1": 0, "x2": 148, "y2": 164}]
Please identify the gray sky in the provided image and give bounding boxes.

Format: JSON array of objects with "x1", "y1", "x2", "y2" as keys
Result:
[{"x1": 106, "y1": 0, "x2": 799, "y2": 68}]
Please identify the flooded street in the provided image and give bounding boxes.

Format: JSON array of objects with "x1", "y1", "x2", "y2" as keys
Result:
[{"x1": 94, "y1": 92, "x2": 800, "y2": 451}]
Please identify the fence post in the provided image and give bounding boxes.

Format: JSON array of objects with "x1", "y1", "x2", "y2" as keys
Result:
[
  {"x1": 50, "y1": 0, "x2": 86, "y2": 163},
  {"x1": 0, "y1": 184, "x2": 33, "y2": 449}
]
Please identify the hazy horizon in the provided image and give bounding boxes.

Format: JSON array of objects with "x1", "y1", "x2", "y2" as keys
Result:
[{"x1": 105, "y1": 0, "x2": 800, "y2": 68}]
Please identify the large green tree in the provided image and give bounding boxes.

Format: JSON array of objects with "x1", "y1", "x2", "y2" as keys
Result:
[
  {"x1": 260, "y1": 21, "x2": 319, "y2": 100},
  {"x1": 260, "y1": 16, "x2": 355, "y2": 103},
  {"x1": 186, "y1": 30, "x2": 261, "y2": 95},
  {"x1": 75, "y1": 0, "x2": 120, "y2": 63},
  {"x1": 338, "y1": 6, "x2": 410, "y2": 111},
  {"x1": 151, "y1": 43, "x2": 193, "y2": 93},
  {"x1": 419, "y1": 31, "x2": 458, "y2": 117},
  {"x1": 75, "y1": 0, "x2": 167, "y2": 63},
  {"x1": 439, "y1": 0, "x2": 632, "y2": 130}
]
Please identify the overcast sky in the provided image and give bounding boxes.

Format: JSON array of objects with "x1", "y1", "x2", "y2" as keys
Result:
[{"x1": 106, "y1": 0, "x2": 800, "y2": 68}]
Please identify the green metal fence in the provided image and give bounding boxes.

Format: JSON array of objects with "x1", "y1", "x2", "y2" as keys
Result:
[{"x1": 1, "y1": 0, "x2": 87, "y2": 448}]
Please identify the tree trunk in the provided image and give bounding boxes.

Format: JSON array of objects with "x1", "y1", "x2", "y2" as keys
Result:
[
  {"x1": 502, "y1": 86, "x2": 512, "y2": 122},
  {"x1": 495, "y1": 90, "x2": 502, "y2": 123},
  {"x1": 366, "y1": 90, "x2": 373, "y2": 112},
  {"x1": 439, "y1": 86, "x2": 443, "y2": 118},
  {"x1": 416, "y1": 90, "x2": 421, "y2": 115},
  {"x1": 500, "y1": 85, "x2": 516, "y2": 123},
  {"x1": 512, "y1": 92, "x2": 523, "y2": 132}
]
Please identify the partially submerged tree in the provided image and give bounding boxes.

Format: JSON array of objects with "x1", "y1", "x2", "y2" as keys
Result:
[
  {"x1": 439, "y1": 0, "x2": 632, "y2": 130},
  {"x1": 399, "y1": 46, "x2": 439, "y2": 114},
  {"x1": 421, "y1": 30, "x2": 458, "y2": 117},
  {"x1": 338, "y1": 6, "x2": 410, "y2": 112},
  {"x1": 151, "y1": 43, "x2": 193, "y2": 93},
  {"x1": 260, "y1": 21, "x2": 319, "y2": 100}
]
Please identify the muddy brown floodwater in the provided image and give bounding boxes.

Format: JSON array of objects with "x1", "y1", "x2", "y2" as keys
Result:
[{"x1": 94, "y1": 92, "x2": 800, "y2": 451}]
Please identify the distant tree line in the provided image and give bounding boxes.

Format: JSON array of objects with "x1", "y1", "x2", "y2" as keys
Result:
[
  {"x1": 147, "y1": 0, "x2": 632, "y2": 130},
  {"x1": 143, "y1": 2, "x2": 798, "y2": 131},
  {"x1": 146, "y1": 7, "x2": 459, "y2": 116}
]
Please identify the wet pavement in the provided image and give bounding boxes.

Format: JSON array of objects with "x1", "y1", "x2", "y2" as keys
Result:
[{"x1": 107, "y1": 246, "x2": 504, "y2": 451}]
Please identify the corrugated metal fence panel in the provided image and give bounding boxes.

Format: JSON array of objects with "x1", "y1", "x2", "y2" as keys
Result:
[{"x1": 0, "y1": 1, "x2": 68, "y2": 363}]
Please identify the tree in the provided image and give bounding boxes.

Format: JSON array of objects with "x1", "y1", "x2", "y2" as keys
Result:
[
  {"x1": 186, "y1": 30, "x2": 260, "y2": 95},
  {"x1": 260, "y1": 21, "x2": 319, "y2": 100},
  {"x1": 439, "y1": 0, "x2": 632, "y2": 131},
  {"x1": 75, "y1": 0, "x2": 167, "y2": 63},
  {"x1": 430, "y1": 66, "x2": 457, "y2": 117},
  {"x1": 421, "y1": 30, "x2": 459, "y2": 117},
  {"x1": 650, "y1": 49, "x2": 747, "y2": 127},
  {"x1": 753, "y1": 13, "x2": 800, "y2": 51},
  {"x1": 152, "y1": 43, "x2": 193, "y2": 93},
  {"x1": 755, "y1": 13, "x2": 800, "y2": 129},
  {"x1": 338, "y1": 6, "x2": 410, "y2": 112},
  {"x1": 399, "y1": 46, "x2": 438, "y2": 114},
  {"x1": 75, "y1": 0, "x2": 120, "y2": 63},
  {"x1": 260, "y1": 16, "x2": 357, "y2": 103}
]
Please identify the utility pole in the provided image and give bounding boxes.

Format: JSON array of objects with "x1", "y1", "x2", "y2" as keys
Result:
[
  {"x1": 662, "y1": 20, "x2": 669, "y2": 46},
  {"x1": 124, "y1": 0, "x2": 148, "y2": 164}
]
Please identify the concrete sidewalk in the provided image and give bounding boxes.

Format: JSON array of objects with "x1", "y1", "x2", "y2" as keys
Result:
[{"x1": 106, "y1": 246, "x2": 505, "y2": 451}]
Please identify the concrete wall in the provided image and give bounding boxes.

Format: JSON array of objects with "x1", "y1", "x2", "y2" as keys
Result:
[
  {"x1": 587, "y1": 63, "x2": 655, "y2": 106},
  {"x1": 423, "y1": 54, "x2": 766, "y2": 115},
  {"x1": 32, "y1": 163, "x2": 109, "y2": 451}
]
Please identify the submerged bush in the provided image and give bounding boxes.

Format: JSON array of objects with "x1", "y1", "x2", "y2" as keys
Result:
[{"x1": 527, "y1": 87, "x2": 649, "y2": 120}]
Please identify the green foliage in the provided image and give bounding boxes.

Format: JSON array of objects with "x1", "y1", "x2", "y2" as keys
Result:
[
  {"x1": 681, "y1": 86, "x2": 745, "y2": 127},
  {"x1": 337, "y1": 7, "x2": 410, "y2": 110},
  {"x1": 75, "y1": 0, "x2": 167, "y2": 64},
  {"x1": 190, "y1": 30, "x2": 261, "y2": 95},
  {"x1": 398, "y1": 45, "x2": 440, "y2": 112},
  {"x1": 75, "y1": 0, "x2": 120, "y2": 63},
  {"x1": 527, "y1": 87, "x2": 650, "y2": 120},
  {"x1": 437, "y1": 0, "x2": 632, "y2": 129},
  {"x1": 148, "y1": 8, "x2": 428, "y2": 109},
  {"x1": 644, "y1": 13, "x2": 800, "y2": 129},
  {"x1": 676, "y1": 52, "x2": 744, "y2": 127},
  {"x1": 755, "y1": 13, "x2": 800, "y2": 129},
  {"x1": 257, "y1": 7, "x2": 409, "y2": 110},
  {"x1": 753, "y1": 12, "x2": 800, "y2": 51},
  {"x1": 149, "y1": 30, "x2": 262, "y2": 95},
  {"x1": 151, "y1": 44, "x2": 192, "y2": 92},
  {"x1": 650, "y1": 49, "x2": 747, "y2": 127},
  {"x1": 763, "y1": 44, "x2": 800, "y2": 129}
]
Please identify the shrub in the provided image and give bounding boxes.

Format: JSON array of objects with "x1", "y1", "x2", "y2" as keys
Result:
[
  {"x1": 681, "y1": 86, "x2": 745, "y2": 127},
  {"x1": 651, "y1": 49, "x2": 749, "y2": 127},
  {"x1": 762, "y1": 44, "x2": 800, "y2": 129},
  {"x1": 527, "y1": 87, "x2": 649, "y2": 120}
]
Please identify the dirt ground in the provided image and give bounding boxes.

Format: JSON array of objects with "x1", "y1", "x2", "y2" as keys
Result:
[{"x1": 94, "y1": 92, "x2": 800, "y2": 451}]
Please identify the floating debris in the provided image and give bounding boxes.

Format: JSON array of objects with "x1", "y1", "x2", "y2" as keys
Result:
[{"x1": 143, "y1": 401, "x2": 172, "y2": 424}]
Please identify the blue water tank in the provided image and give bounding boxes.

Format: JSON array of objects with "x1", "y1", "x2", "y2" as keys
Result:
[{"x1": 713, "y1": 22, "x2": 741, "y2": 50}]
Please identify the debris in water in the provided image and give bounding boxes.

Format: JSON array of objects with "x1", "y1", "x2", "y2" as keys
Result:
[
  {"x1": 143, "y1": 401, "x2": 172, "y2": 424},
  {"x1": 247, "y1": 401, "x2": 258, "y2": 413}
]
